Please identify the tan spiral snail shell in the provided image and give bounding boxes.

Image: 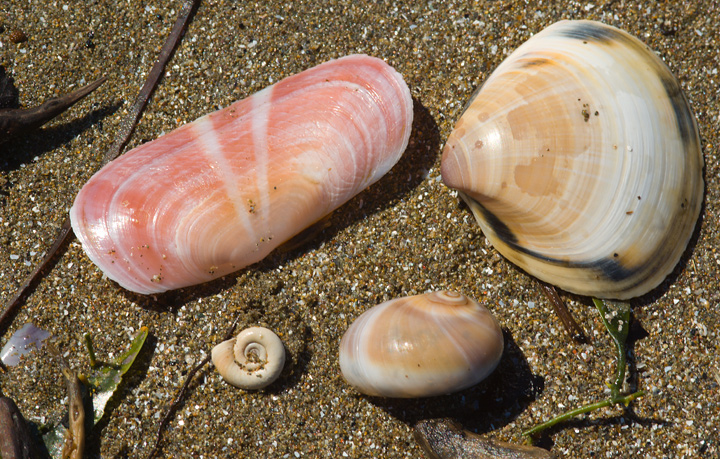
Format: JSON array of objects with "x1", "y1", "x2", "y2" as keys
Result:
[
  {"x1": 211, "y1": 327, "x2": 286, "y2": 390},
  {"x1": 441, "y1": 20, "x2": 704, "y2": 299}
]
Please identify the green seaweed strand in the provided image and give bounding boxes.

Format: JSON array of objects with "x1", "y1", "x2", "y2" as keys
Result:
[
  {"x1": 83, "y1": 333, "x2": 98, "y2": 368},
  {"x1": 522, "y1": 299, "x2": 645, "y2": 439}
]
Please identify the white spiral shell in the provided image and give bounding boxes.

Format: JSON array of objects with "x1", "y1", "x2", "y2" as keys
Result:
[
  {"x1": 339, "y1": 291, "x2": 504, "y2": 398},
  {"x1": 211, "y1": 327, "x2": 286, "y2": 390},
  {"x1": 441, "y1": 20, "x2": 703, "y2": 299}
]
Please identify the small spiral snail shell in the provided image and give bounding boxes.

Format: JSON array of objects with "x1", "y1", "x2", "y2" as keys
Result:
[
  {"x1": 211, "y1": 327, "x2": 286, "y2": 390},
  {"x1": 441, "y1": 20, "x2": 703, "y2": 299},
  {"x1": 339, "y1": 291, "x2": 504, "y2": 398}
]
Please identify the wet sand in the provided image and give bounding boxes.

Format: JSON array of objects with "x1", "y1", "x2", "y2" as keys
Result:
[{"x1": 1, "y1": 1, "x2": 719, "y2": 458}]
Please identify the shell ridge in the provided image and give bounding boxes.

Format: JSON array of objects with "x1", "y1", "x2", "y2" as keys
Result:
[
  {"x1": 553, "y1": 19, "x2": 621, "y2": 44},
  {"x1": 192, "y1": 116, "x2": 257, "y2": 239},
  {"x1": 101, "y1": 174, "x2": 173, "y2": 293},
  {"x1": 325, "y1": 72, "x2": 404, "y2": 189},
  {"x1": 249, "y1": 85, "x2": 274, "y2": 239},
  {"x1": 85, "y1": 126, "x2": 234, "y2": 292},
  {"x1": 430, "y1": 306, "x2": 488, "y2": 388},
  {"x1": 349, "y1": 301, "x2": 391, "y2": 396},
  {"x1": 355, "y1": 58, "x2": 413, "y2": 176},
  {"x1": 94, "y1": 93, "x2": 273, "y2": 291},
  {"x1": 310, "y1": 80, "x2": 382, "y2": 203},
  {"x1": 659, "y1": 72, "x2": 702, "y2": 151},
  {"x1": 464, "y1": 192, "x2": 638, "y2": 284},
  {"x1": 264, "y1": 78, "x2": 393, "y2": 200},
  {"x1": 265, "y1": 78, "x2": 396, "y2": 223}
]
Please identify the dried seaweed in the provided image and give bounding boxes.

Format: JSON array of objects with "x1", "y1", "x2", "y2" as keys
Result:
[
  {"x1": 85, "y1": 327, "x2": 149, "y2": 424},
  {"x1": 521, "y1": 300, "x2": 645, "y2": 440},
  {"x1": 42, "y1": 327, "x2": 148, "y2": 459}
]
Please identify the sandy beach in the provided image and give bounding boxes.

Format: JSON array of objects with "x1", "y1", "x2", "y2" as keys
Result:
[{"x1": 1, "y1": 1, "x2": 718, "y2": 457}]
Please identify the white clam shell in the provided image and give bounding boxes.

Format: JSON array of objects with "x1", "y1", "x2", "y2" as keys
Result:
[
  {"x1": 211, "y1": 326, "x2": 286, "y2": 390},
  {"x1": 339, "y1": 291, "x2": 504, "y2": 398},
  {"x1": 441, "y1": 20, "x2": 703, "y2": 299}
]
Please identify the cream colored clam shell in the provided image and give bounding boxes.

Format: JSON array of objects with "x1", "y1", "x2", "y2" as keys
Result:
[
  {"x1": 441, "y1": 20, "x2": 703, "y2": 299},
  {"x1": 211, "y1": 327, "x2": 285, "y2": 390},
  {"x1": 339, "y1": 291, "x2": 504, "y2": 398}
]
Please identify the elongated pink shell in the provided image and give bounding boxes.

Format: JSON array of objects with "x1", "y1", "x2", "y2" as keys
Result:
[{"x1": 70, "y1": 54, "x2": 413, "y2": 294}]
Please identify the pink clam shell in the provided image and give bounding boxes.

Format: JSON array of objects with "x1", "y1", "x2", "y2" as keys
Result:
[{"x1": 70, "y1": 54, "x2": 413, "y2": 294}]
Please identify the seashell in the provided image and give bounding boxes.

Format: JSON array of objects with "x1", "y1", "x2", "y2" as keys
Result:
[
  {"x1": 0, "y1": 323, "x2": 51, "y2": 366},
  {"x1": 211, "y1": 326, "x2": 286, "y2": 390},
  {"x1": 441, "y1": 20, "x2": 703, "y2": 299},
  {"x1": 70, "y1": 54, "x2": 413, "y2": 294},
  {"x1": 339, "y1": 291, "x2": 504, "y2": 398}
]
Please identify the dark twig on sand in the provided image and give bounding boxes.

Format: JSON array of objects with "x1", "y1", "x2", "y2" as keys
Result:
[
  {"x1": 0, "y1": 218, "x2": 73, "y2": 334},
  {"x1": 539, "y1": 282, "x2": 588, "y2": 343},
  {"x1": 0, "y1": 0, "x2": 201, "y2": 334},
  {"x1": 0, "y1": 75, "x2": 107, "y2": 143},
  {"x1": 147, "y1": 312, "x2": 242, "y2": 459},
  {"x1": 102, "y1": 0, "x2": 200, "y2": 164}
]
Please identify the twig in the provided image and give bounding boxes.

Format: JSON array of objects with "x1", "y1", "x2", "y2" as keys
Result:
[
  {"x1": 0, "y1": 75, "x2": 107, "y2": 141},
  {"x1": 147, "y1": 312, "x2": 242, "y2": 459},
  {"x1": 0, "y1": 77, "x2": 108, "y2": 332},
  {"x1": 521, "y1": 390, "x2": 645, "y2": 438},
  {"x1": 539, "y1": 282, "x2": 587, "y2": 343},
  {"x1": 0, "y1": 0, "x2": 201, "y2": 335},
  {"x1": 84, "y1": 333, "x2": 98, "y2": 368},
  {"x1": 0, "y1": 219, "x2": 73, "y2": 334},
  {"x1": 0, "y1": 397, "x2": 41, "y2": 458},
  {"x1": 103, "y1": 0, "x2": 200, "y2": 164}
]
